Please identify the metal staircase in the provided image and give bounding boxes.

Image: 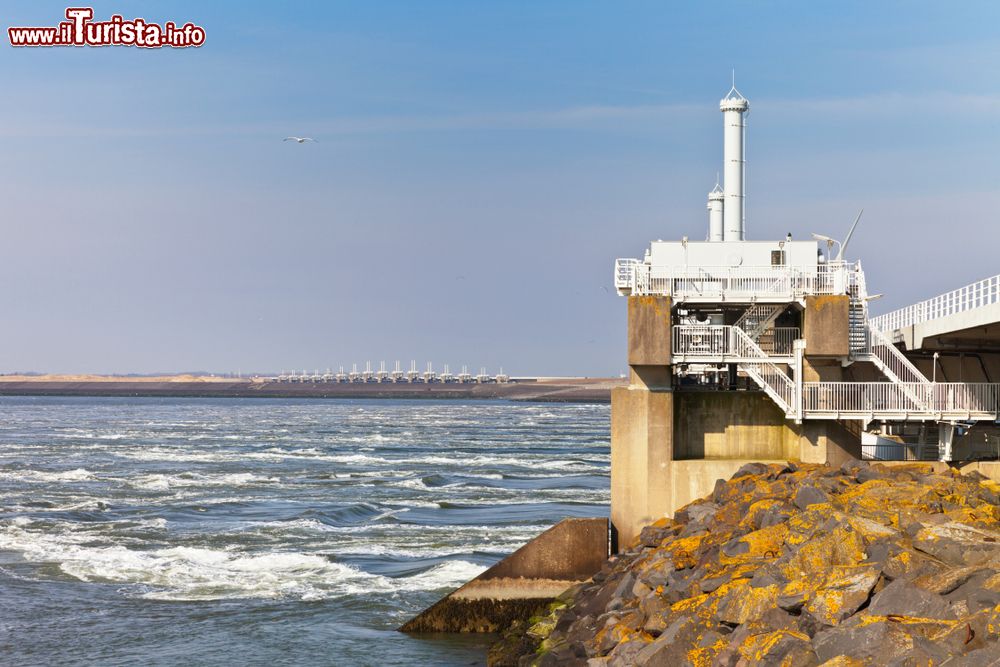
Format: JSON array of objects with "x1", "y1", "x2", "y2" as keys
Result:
[
  {"x1": 673, "y1": 324, "x2": 796, "y2": 415},
  {"x1": 732, "y1": 327, "x2": 796, "y2": 415},
  {"x1": 669, "y1": 262, "x2": 1000, "y2": 451},
  {"x1": 734, "y1": 304, "x2": 784, "y2": 340},
  {"x1": 847, "y1": 266, "x2": 931, "y2": 408}
]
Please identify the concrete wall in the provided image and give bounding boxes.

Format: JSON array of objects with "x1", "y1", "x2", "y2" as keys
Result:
[
  {"x1": 610, "y1": 292, "x2": 864, "y2": 552},
  {"x1": 665, "y1": 459, "x2": 786, "y2": 518},
  {"x1": 673, "y1": 391, "x2": 796, "y2": 460},
  {"x1": 400, "y1": 518, "x2": 608, "y2": 633},
  {"x1": 627, "y1": 296, "x2": 672, "y2": 366},
  {"x1": 610, "y1": 388, "x2": 862, "y2": 550},
  {"x1": 803, "y1": 295, "x2": 850, "y2": 357},
  {"x1": 794, "y1": 419, "x2": 862, "y2": 467},
  {"x1": 610, "y1": 386, "x2": 673, "y2": 553},
  {"x1": 909, "y1": 352, "x2": 1000, "y2": 384},
  {"x1": 802, "y1": 358, "x2": 845, "y2": 382}
]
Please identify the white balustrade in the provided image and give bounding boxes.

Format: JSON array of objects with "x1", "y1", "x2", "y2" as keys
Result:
[
  {"x1": 871, "y1": 274, "x2": 1000, "y2": 333},
  {"x1": 614, "y1": 260, "x2": 857, "y2": 301}
]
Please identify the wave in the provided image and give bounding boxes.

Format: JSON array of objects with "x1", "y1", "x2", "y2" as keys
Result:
[
  {"x1": 107, "y1": 444, "x2": 608, "y2": 473},
  {"x1": 0, "y1": 521, "x2": 485, "y2": 601},
  {"x1": 114, "y1": 447, "x2": 236, "y2": 463},
  {"x1": 0, "y1": 468, "x2": 95, "y2": 483},
  {"x1": 126, "y1": 472, "x2": 280, "y2": 492}
]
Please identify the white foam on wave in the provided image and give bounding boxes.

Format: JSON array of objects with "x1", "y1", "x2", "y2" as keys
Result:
[
  {"x1": 0, "y1": 521, "x2": 485, "y2": 601},
  {"x1": 244, "y1": 449, "x2": 392, "y2": 465},
  {"x1": 126, "y1": 472, "x2": 280, "y2": 492},
  {"x1": 115, "y1": 447, "x2": 235, "y2": 463},
  {"x1": 111, "y1": 444, "x2": 607, "y2": 473},
  {"x1": 0, "y1": 468, "x2": 96, "y2": 483},
  {"x1": 392, "y1": 478, "x2": 432, "y2": 491}
]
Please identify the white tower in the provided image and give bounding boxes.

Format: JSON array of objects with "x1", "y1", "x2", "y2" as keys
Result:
[
  {"x1": 707, "y1": 182, "x2": 724, "y2": 242},
  {"x1": 720, "y1": 83, "x2": 749, "y2": 241}
]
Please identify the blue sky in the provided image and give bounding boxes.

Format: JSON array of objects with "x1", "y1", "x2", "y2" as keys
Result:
[{"x1": 2, "y1": 1, "x2": 998, "y2": 375}]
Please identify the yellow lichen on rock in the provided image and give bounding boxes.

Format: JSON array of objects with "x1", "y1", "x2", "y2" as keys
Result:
[
  {"x1": 719, "y1": 522, "x2": 789, "y2": 565},
  {"x1": 503, "y1": 462, "x2": 1000, "y2": 667}
]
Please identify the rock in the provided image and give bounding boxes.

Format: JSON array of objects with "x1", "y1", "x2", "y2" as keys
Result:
[
  {"x1": 813, "y1": 620, "x2": 914, "y2": 663},
  {"x1": 884, "y1": 634, "x2": 951, "y2": 666},
  {"x1": 947, "y1": 571, "x2": 1000, "y2": 613},
  {"x1": 839, "y1": 458, "x2": 867, "y2": 475},
  {"x1": 803, "y1": 567, "x2": 880, "y2": 626},
  {"x1": 606, "y1": 636, "x2": 651, "y2": 667},
  {"x1": 636, "y1": 526, "x2": 669, "y2": 548},
  {"x1": 502, "y1": 463, "x2": 1000, "y2": 666},
  {"x1": 866, "y1": 578, "x2": 956, "y2": 620},
  {"x1": 943, "y1": 643, "x2": 1000, "y2": 667},
  {"x1": 674, "y1": 501, "x2": 719, "y2": 525},
  {"x1": 756, "y1": 501, "x2": 796, "y2": 529},
  {"x1": 631, "y1": 580, "x2": 652, "y2": 599},
  {"x1": 912, "y1": 564, "x2": 987, "y2": 595},
  {"x1": 633, "y1": 616, "x2": 699, "y2": 666},
  {"x1": 794, "y1": 485, "x2": 830, "y2": 510},
  {"x1": 715, "y1": 581, "x2": 779, "y2": 625},
  {"x1": 611, "y1": 573, "x2": 635, "y2": 601},
  {"x1": 733, "y1": 462, "x2": 771, "y2": 479},
  {"x1": 880, "y1": 544, "x2": 942, "y2": 581},
  {"x1": 531, "y1": 645, "x2": 586, "y2": 666},
  {"x1": 913, "y1": 522, "x2": 1000, "y2": 565},
  {"x1": 856, "y1": 466, "x2": 888, "y2": 484},
  {"x1": 739, "y1": 629, "x2": 818, "y2": 666},
  {"x1": 638, "y1": 595, "x2": 670, "y2": 635},
  {"x1": 776, "y1": 589, "x2": 809, "y2": 614}
]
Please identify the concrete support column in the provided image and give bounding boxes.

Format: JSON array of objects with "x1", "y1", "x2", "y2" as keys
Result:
[
  {"x1": 612, "y1": 295, "x2": 674, "y2": 551},
  {"x1": 802, "y1": 295, "x2": 850, "y2": 357},
  {"x1": 611, "y1": 387, "x2": 673, "y2": 551}
]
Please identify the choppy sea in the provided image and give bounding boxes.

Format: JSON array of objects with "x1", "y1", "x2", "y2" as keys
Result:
[{"x1": 0, "y1": 396, "x2": 610, "y2": 666}]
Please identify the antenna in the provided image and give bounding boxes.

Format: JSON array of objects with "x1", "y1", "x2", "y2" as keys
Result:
[{"x1": 837, "y1": 209, "x2": 864, "y2": 261}]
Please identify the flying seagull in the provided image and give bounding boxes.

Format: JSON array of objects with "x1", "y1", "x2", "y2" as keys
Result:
[{"x1": 283, "y1": 136, "x2": 317, "y2": 144}]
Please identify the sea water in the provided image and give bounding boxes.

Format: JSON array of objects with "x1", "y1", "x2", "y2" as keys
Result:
[{"x1": 0, "y1": 396, "x2": 610, "y2": 666}]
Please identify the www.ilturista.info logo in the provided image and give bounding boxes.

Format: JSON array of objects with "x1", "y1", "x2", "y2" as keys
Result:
[{"x1": 8, "y1": 7, "x2": 205, "y2": 48}]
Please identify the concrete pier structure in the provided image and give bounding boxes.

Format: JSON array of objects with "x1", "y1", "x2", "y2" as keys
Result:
[
  {"x1": 403, "y1": 82, "x2": 1000, "y2": 636},
  {"x1": 609, "y1": 83, "x2": 1000, "y2": 549},
  {"x1": 611, "y1": 295, "x2": 862, "y2": 548}
]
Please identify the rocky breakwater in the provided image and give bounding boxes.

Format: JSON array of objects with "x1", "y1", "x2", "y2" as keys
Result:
[{"x1": 495, "y1": 461, "x2": 1000, "y2": 666}]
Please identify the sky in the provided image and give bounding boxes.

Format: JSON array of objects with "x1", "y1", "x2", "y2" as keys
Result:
[{"x1": 1, "y1": 1, "x2": 999, "y2": 376}]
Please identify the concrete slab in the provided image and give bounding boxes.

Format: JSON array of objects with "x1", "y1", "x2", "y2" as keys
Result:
[{"x1": 400, "y1": 517, "x2": 608, "y2": 633}]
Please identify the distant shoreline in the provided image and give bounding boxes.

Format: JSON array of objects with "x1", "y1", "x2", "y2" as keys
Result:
[{"x1": 0, "y1": 377, "x2": 622, "y2": 403}]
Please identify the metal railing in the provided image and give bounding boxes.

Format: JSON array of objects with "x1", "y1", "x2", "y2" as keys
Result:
[
  {"x1": 862, "y1": 442, "x2": 906, "y2": 462},
  {"x1": 758, "y1": 327, "x2": 799, "y2": 356},
  {"x1": 845, "y1": 266, "x2": 930, "y2": 407},
  {"x1": 860, "y1": 323, "x2": 929, "y2": 385},
  {"x1": 615, "y1": 258, "x2": 640, "y2": 291},
  {"x1": 745, "y1": 362, "x2": 796, "y2": 414},
  {"x1": 734, "y1": 304, "x2": 783, "y2": 338},
  {"x1": 672, "y1": 325, "x2": 797, "y2": 359},
  {"x1": 727, "y1": 326, "x2": 795, "y2": 412},
  {"x1": 614, "y1": 260, "x2": 856, "y2": 300},
  {"x1": 870, "y1": 273, "x2": 1000, "y2": 333},
  {"x1": 671, "y1": 325, "x2": 796, "y2": 413},
  {"x1": 673, "y1": 325, "x2": 731, "y2": 357},
  {"x1": 803, "y1": 382, "x2": 1000, "y2": 418}
]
